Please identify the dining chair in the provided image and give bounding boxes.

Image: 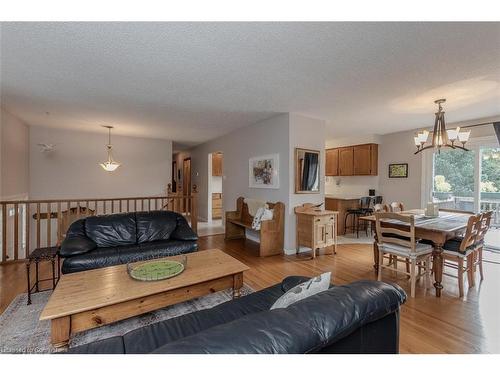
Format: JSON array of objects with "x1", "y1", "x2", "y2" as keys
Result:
[
  {"x1": 441, "y1": 213, "x2": 482, "y2": 297},
  {"x1": 375, "y1": 212, "x2": 433, "y2": 298},
  {"x1": 390, "y1": 202, "x2": 404, "y2": 212},
  {"x1": 373, "y1": 203, "x2": 390, "y2": 213},
  {"x1": 472, "y1": 211, "x2": 493, "y2": 282}
]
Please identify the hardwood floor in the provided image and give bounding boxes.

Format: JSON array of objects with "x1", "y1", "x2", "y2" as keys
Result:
[{"x1": 1, "y1": 235, "x2": 499, "y2": 353}]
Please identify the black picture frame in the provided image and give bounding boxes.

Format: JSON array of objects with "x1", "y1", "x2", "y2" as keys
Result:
[{"x1": 388, "y1": 163, "x2": 408, "y2": 178}]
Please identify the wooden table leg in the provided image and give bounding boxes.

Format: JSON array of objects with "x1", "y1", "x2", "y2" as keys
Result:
[
  {"x1": 232, "y1": 272, "x2": 243, "y2": 299},
  {"x1": 373, "y1": 234, "x2": 379, "y2": 274},
  {"x1": 51, "y1": 316, "x2": 71, "y2": 348},
  {"x1": 433, "y1": 245, "x2": 444, "y2": 297},
  {"x1": 26, "y1": 262, "x2": 32, "y2": 305}
]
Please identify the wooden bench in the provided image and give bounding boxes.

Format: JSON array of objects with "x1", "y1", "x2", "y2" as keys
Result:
[{"x1": 225, "y1": 197, "x2": 285, "y2": 256}]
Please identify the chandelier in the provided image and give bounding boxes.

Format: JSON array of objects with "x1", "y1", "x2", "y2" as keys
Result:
[
  {"x1": 99, "y1": 125, "x2": 121, "y2": 172},
  {"x1": 414, "y1": 99, "x2": 471, "y2": 154}
]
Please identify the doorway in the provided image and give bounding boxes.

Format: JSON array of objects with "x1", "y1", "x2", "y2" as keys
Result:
[
  {"x1": 183, "y1": 158, "x2": 191, "y2": 212},
  {"x1": 200, "y1": 151, "x2": 225, "y2": 237}
]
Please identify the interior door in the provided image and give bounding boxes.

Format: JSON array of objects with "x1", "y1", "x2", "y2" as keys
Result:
[{"x1": 183, "y1": 158, "x2": 191, "y2": 212}]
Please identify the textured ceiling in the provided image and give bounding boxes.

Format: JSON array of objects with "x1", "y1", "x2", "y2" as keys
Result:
[{"x1": 1, "y1": 22, "x2": 499, "y2": 144}]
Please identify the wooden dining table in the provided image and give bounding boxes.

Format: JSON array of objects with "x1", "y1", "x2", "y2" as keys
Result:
[{"x1": 360, "y1": 209, "x2": 472, "y2": 297}]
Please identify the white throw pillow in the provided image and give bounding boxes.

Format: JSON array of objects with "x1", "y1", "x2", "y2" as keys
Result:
[{"x1": 270, "y1": 272, "x2": 331, "y2": 310}]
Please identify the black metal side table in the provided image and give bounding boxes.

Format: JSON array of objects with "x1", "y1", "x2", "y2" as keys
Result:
[{"x1": 26, "y1": 246, "x2": 60, "y2": 305}]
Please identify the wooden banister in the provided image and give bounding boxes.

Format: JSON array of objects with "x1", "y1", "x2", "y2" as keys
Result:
[{"x1": 0, "y1": 188, "x2": 198, "y2": 263}]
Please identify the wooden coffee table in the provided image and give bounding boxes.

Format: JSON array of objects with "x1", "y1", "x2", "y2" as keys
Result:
[{"x1": 40, "y1": 249, "x2": 249, "y2": 348}]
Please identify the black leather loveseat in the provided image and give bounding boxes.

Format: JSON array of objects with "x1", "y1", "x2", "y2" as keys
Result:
[
  {"x1": 69, "y1": 277, "x2": 406, "y2": 354},
  {"x1": 60, "y1": 210, "x2": 198, "y2": 274}
]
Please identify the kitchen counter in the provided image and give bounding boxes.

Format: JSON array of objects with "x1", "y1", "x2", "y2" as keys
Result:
[
  {"x1": 324, "y1": 196, "x2": 362, "y2": 234},
  {"x1": 325, "y1": 195, "x2": 362, "y2": 200}
]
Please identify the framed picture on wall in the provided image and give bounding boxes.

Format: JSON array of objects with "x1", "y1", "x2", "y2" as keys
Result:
[
  {"x1": 249, "y1": 153, "x2": 280, "y2": 189},
  {"x1": 388, "y1": 163, "x2": 408, "y2": 178}
]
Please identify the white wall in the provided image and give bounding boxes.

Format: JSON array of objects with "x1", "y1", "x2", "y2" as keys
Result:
[
  {"x1": 188, "y1": 113, "x2": 326, "y2": 252},
  {"x1": 0, "y1": 107, "x2": 30, "y2": 200},
  {"x1": 189, "y1": 113, "x2": 290, "y2": 225},
  {"x1": 29, "y1": 127, "x2": 172, "y2": 199},
  {"x1": 325, "y1": 134, "x2": 381, "y2": 198},
  {"x1": 288, "y1": 113, "x2": 326, "y2": 252},
  {"x1": 378, "y1": 129, "x2": 423, "y2": 208}
]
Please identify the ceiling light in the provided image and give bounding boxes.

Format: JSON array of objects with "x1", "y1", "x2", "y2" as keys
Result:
[
  {"x1": 99, "y1": 125, "x2": 121, "y2": 172},
  {"x1": 414, "y1": 99, "x2": 471, "y2": 154}
]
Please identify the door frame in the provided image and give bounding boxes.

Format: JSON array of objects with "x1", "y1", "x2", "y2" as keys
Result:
[{"x1": 183, "y1": 157, "x2": 191, "y2": 212}]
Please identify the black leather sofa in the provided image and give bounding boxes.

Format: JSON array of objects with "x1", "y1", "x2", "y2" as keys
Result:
[
  {"x1": 69, "y1": 277, "x2": 406, "y2": 354},
  {"x1": 60, "y1": 211, "x2": 198, "y2": 274}
]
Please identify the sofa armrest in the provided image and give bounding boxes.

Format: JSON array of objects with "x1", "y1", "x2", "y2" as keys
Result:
[
  {"x1": 170, "y1": 216, "x2": 198, "y2": 241},
  {"x1": 59, "y1": 236, "x2": 97, "y2": 258}
]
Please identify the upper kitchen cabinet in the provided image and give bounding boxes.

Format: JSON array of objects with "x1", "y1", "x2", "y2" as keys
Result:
[
  {"x1": 212, "y1": 152, "x2": 223, "y2": 176},
  {"x1": 325, "y1": 148, "x2": 339, "y2": 176},
  {"x1": 338, "y1": 147, "x2": 354, "y2": 176},
  {"x1": 326, "y1": 143, "x2": 378, "y2": 176}
]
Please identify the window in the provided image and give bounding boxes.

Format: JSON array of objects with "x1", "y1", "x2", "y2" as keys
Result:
[{"x1": 424, "y1": 135, "x2": 499, "y2": 250}]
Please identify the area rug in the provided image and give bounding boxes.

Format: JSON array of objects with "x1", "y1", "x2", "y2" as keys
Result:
[{"x1": 0, "y1": 285, "x2": 254, "y2": 354}]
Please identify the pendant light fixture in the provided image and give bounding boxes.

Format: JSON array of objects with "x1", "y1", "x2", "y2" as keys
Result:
[
  {"x1": 99, "y1": 125, "x2": 121, "y2": 172},
  {"x1": 414, "y1": 99, "x2": 471, "y2": 154}
]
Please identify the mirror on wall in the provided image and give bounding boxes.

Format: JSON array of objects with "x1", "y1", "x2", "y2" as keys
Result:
[{"x1": 295, "y1": 148, "x2": 320, "y2": 194}]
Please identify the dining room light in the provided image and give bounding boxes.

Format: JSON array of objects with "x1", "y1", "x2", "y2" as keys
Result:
[
  {"x1": 99, "y1": 125, "x2": 121, "y2": 172},
  {"x1": 414, "y1": 99, "x2": 471, "y2": 154}
]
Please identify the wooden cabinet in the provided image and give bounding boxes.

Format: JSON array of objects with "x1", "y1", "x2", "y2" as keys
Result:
[
  {"x1": 338, "y1": 147, "x2": 354, "y2": 176},
  {"x1": 326, "y1": 143, "x2": 378, "y2": 176},
  {"x1": 212, "y1": 152, "x2": 223, "y2": 176},
  {"x1": 212, "y1": 193, "x2": 222, "y2": 219},
  {"x1": 295, "y1": 209, "x2": 338, "y2": 259},
  {"x1": 325, "y1": 148, "x2": 339, "y2": 176},
  {"x1": 325, "y1": 197, "x2": 360, "y2": 235}
]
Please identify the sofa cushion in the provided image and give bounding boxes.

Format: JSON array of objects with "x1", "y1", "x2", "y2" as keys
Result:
[
  {"x1": 85, "y1": 213, "x2": 137, "y2": 247},
  {"x1": 271, "y1": 272, "x2": 330, "y2": 309},
  {"x1": 61, "y1": 246, "x2": 125, "y2": 274},
  {"x1": 443, "y1": 237, "x2": 476, "y2": 254},
  {"x1": 136, "y1": 211, "x2": 178, "y2": 244},
  {"x1": 60, "y1": 236, "x2": 97, "y2": 257}
]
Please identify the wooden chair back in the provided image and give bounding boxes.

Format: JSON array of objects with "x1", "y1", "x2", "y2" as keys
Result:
[
  {"x1": 458, "y1": 213, "x2": 482, "y2": 252},
  {"x1": 390, "y1": 202, "x2": 404, "y2": 212},
  {"x1": 373, "y1": 203, "x2": 390, "y2": 213},
  {"x1": 475, "y1": 211, "x2": 493, "y2": 246},
  {"x1": 375, "y1": 212, "x2": 416, "y2": 252}
]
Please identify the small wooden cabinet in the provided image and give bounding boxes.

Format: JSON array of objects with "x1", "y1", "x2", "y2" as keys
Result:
[
  {"x1": 212, "y1": 193, "x2": 222, "y2": 219},
  {"x1": 295, "y1": 208, "x2": 338, "y2": 259},
  {"x1": 325, "y1": 148, "x2": 339, "y2": 176},
  {"x1": 326, "y1": 143, "x2": 378, "y2": 176},
  {"x1": 212, "y1": 152, "x2": 223, "y2": 176}
]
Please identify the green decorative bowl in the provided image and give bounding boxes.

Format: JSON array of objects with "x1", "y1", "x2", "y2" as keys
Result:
[{"x1": 127, "y1": 256, "x2": 187, "y2": 281}]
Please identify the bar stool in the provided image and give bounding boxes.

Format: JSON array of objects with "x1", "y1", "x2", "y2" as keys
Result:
[{"x1": 344, "y1": 197, "x2": 372, "y2": 238}]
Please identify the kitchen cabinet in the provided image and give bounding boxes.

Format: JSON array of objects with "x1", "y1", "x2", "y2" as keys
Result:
[
  {"x1": 326, "y1": 143, "x2": 378, "y2": 176},
  {"x1": 212, "y1": 152, "x2": 223, "y2": 176}
]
